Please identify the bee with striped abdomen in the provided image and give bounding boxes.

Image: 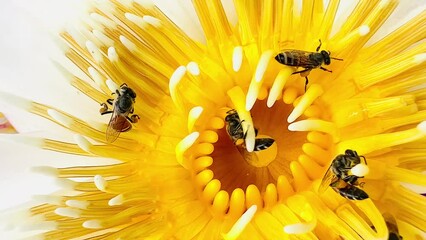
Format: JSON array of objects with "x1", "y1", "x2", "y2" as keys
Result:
[
  {"x1": 100, "y1": 83, "x2": 140, "y2": 143},
  {"x1": 319, "y1": 149, "x2": 368, "y2": 200},
  {"x1": 225, "y1": 109, "x2": 274, "y2": 151},
  {"x1": 275, "y1": 39, "x2": 343, "y2": 91}
]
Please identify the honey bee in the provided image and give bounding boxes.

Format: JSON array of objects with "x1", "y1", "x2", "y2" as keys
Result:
[
  {"x1": 225, "y1": 109, "x2": 274, "y2": 151},
  {"x1": 100, "y1": 83, "x2": 139, "y2": 143},
  {"x1": 319, "y1": 149, "x2": 369, "y2": 200},
  {"x1": 275, "y1": 39, "x2": 343, "y2": 91}
]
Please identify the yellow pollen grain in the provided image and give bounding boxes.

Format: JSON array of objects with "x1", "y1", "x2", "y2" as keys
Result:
[
  {"x1": 223, "y1": 205, "x2": 257, "y2": 240},
  {"x1": 246, "y1": 77, "x2": 262, "y2": 111},
  {"x1": 208, "y1": 116, "x2": 225, "y2": 130},
  {"x1": 202, "y1": 179, "x2": 221, "y2": 203},
  {"x1": 337, "y1": 121, "x2": 426, "y2": 155},
  {"x1": 287, "y1": 84, "x2": 323, "y2": 123},
  {"x1": 267, "y1": 68, "x2": 292, "y2": 108},
  {"x1": 283, "y1": 87, "x2": 298, "y2": 104},
  {"x1": 290, "y1": 161, "x2": 311, "y2": 191},
  {"x1": 175, "y1": 131, "x2": 199, "y2": 169},
  {"x1": 192, "y1": 156, "x2": 213, "y2": 173},
  {"x1": 195, "y1": 169, "x2": 214, "y2": 188},
  {"x1": 277, "y1": 175, "x2": 295, "y2": 201},
  {"x1": 212, "y1": 190, "x2": 229, "y2": 215},
  {"x1": 227, "y1": 86, "x2": 256, "y2": 152},
  {"x1": 263, "y1": 184, "x2": 278, "y2": 210},
  {"x1": 228, "y1": 188, "x2": 245, "y2": 219},
  {"x1": 199, "y1": 130, "x2": 219, "y2": 143},
  {"x1": 188, "y1": 106, "x2": 204, "y2": 132},
  {"x1": 245, "y1": 185, "x2": 262, "y2": 209}
]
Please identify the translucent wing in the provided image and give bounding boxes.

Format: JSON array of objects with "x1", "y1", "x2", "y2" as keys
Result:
[
  {"x1": 106, "y1": 110, "x2": 132, "y2": 143},
  {"x1": 318, "y1": 164, "x2": 335, "y2": 194}
]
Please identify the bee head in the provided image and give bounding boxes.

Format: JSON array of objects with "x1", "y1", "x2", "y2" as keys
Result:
[
  {"x1": 121, "y1": 86, "x2": 137, "y2": 99},
  {"x1": 321, "y1": 50, "x2": 331, "y2": 65}
]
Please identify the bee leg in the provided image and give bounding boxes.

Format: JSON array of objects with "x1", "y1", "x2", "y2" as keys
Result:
[
  {"x1": 343, "y1": 175, "x2": 359, "y2": 185},
  {"x1": 320, "y1": 67, "x2": 332, "y2": 73},
  {"x1": 106, "y1": 99, "x2": 114, "y2": 105},
  {"x1": 128, "y1": 115, "x2": 140, "y2": 123},
  {"x1": 316, "y1": 39, "x2": 322, "y2": 52},
  {"x1": 99, "y1": 103, "x2": 110, "y2": 114},
  {"x1": 304, "y1": 77, "x2": 309, "y2": 92}
]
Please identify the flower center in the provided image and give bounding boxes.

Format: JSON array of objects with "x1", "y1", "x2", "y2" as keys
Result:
[{"x1": 210, "y1": 99, "x2": 308, "y2": 193}]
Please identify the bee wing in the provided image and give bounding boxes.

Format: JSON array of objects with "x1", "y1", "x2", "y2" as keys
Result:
[
  {"x1": 106, "y1": 111, "x2": 132, "y2": 143},
  {"x1": 318, "y1": 164, "x2": 335, "y2": 194},
  {"x1": 254, "y1": 138, "x2": 274, "y2": 151}
]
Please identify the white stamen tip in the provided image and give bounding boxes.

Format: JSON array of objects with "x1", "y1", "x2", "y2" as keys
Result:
[
  {"x1": 54, "y1": 208, "x2": 81, "y2": 218},
  {"x1": 143, "y1": 16, "x2": 161, "y2": 27},
  {"x1": 106, "y1": 79, "x2": 119, "y2": 93},
  {"x1": 176, "y1": 132, "x2": 200, "y2": 168},
  {"x1": 74, "y1": 134, "x2": 91, "y2": 152},
  {"x1": 88, "y1": 67, "x2": 103, "y2": 88},
  {"x1": 188, "y1": 106, "x2": 203, "y2": 131},
  {"x1": 283, "y1": 222, "x2": 315, "y2": 234},
  {"x1": 66, "y1": 200, "x2": 89, "y2": 209},
  {"x1": 94, "y1": 175, "x2": 107, "y2": 192},
  {"x1": 417, "y1": 121, "x2": 426, "y2": 134},
  {"x1": 358, "y1": 25, "x2": 370, "y2": 36},
  {"x1": 107, "y1": 47, "x2": 119, "y2": 62},
  {"x1": 119, "y1": 35, "x2": 136, "y2": 52},
  {"x1": 108, "y1": 194, "x2": 124, "y2": 206},
  {"x1": 232, "y1": 46, "x2": 243, "y2": 72},
  {"x1": 0, "y1": 92, "x2": 32, "y2": 110},
  {"x1": 31, "y1": 166, "x2": 58, "y2": 176},
  {"x1": 351, "y1": 163, "x2": 369, "y2": 177},
  {"x1": 223, "y1": 205, "x2": 257, "y2": 240},
  {"x1": 413, "y1": 53, "x2": 426, "y2": 65},
  {"x1": 85, "y1": 41, "x2": 102, "y2": 63},
  {"x1": 255, "y1": 50, "x2": 274, "y2": 82},
  {"x1": 83, "y1": 220, "x2": 102, "y2": 229},
  {"x1": 187, "y1": 62, "x2": 200, "y2": 76},
  {"x1": 47, "y1": 109, "x2": 73, "y2": 127}
]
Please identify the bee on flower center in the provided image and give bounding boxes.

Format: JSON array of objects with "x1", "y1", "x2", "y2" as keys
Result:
[
  {"x1": 275, "y1": 39, "x2": 343, "y2": 91},
  {"x1": 99, "y1": 83, "x2": 140, "y2": 143},
  {"x1": 319, "y1": 149, "x2": 369, "y2": 200},
  {"x1": 225, "y1": 109, "x2": 274, "y2": 151}
]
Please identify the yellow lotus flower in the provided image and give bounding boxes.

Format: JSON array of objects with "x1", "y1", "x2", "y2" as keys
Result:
[{"x1": 1, "y1": 0, "x2": 426, "y2": 239}]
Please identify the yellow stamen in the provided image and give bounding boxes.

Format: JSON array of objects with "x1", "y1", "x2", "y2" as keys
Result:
[
  {"x1": 232, "y1": 46, "x2": 244, "y2": 72},
  {"x1": 212, "y1": 190, "x2": 229, "y2": 215},
  {"x1": 254, "y1": 50, "x2": 274, "y2": 83},
  {"x1": 289, "y1": 119, "x2": 338, "y2": 142},
  {"x1": 94, "y1": 175, "x2": 107, "y2": 192},
  {"x1": 169, "y1": 66, "x2": 187, "y2": 110},
  {"x1": 267, "y1": 68, "x2": 292, "y2": 108},
  {"x1": 245, "y1": 185, "x2": 262, "y2": 209},
  {"x1": 222, "y1": 205, "x2": 257, "y2": 240},
  {"x1": 288, "y1": 84, "x2": 323, "y2": 123},
  {"x1": 175, "y1": 132, "x2": 199, "y2": 169},
  {"x1": 337, "y1": 121, "x2": 426, "y2": 154},
  {"x1": 203, "y1": 179, "x2": 221, "y2": 203},
  {"x1": 188, "y1": 106, "x2": 204, "y2": 132}
]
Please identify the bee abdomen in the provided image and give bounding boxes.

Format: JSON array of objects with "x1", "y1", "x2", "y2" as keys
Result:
[
  {"x1": 275, "y1": 52, "x2": 299, "y2": 66},
  {"x1": 337, "y1": 186, "x2": 369, "y2": 200}
]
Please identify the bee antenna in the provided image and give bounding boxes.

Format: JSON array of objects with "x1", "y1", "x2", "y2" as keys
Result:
[{"x1": 331, "y1": 57, "x2": 343, "y2": 61}]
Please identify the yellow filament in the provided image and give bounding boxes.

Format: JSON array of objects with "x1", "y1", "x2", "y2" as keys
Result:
[
  {"x1": 337, "y1": 122, "x2": 426, "y2": 154},
  {"x1": 288, "y1": 119, "x2": 338, "y2": 142},
  {"x1": 277, "y1": 175, "x2": 295, "y2": 201},
  {"x1": 288, "y1": 84, "x2": 324, "y2": 123},
  {"x1": 263, "y1": 184, "x2": 277, "y2": 210},
  {"x1": 267, "y1": 68, "x2": 293, "y2": 107}
]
